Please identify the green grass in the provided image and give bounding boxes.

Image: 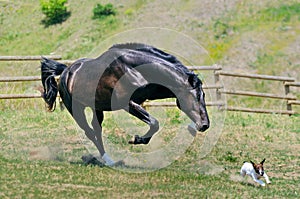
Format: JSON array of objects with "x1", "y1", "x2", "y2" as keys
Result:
[
  {"x1": 0, "y1": 107, "x2": 299, "y2": 198},
  {"x1": 0, "y1": 0, "x2": 125, "y2": 58},
  {"x1": 260, "y1": 3, "x2": 300, "y2": 22},
  {"x1": 204, "y1": 2, "x2": 300, "y2": 73}
]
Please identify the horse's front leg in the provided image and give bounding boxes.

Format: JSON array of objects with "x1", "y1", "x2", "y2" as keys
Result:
[{"x1": 126, "y1": 100, "x2": 159, "y2": 145}]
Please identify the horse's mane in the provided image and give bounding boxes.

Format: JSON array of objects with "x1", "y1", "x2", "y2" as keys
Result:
[
  {"x1": 110, "y1": 43, "x2": 201, "y2": 88},
  {"x1": 111, "y1": 43, "x2": 181, "y2": 65}
]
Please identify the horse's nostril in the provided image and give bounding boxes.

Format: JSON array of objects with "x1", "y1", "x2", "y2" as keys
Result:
[{"x1": 200, "y1": 124, "x2": 209, "y2": 132}]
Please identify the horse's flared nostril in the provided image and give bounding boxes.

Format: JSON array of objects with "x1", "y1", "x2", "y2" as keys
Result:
[{"x1": 199, "y1": 124, "x2": 209, "y2": 132}]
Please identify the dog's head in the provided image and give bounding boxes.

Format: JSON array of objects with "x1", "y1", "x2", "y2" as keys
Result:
[{"x1": 251, "y1": 159, "x2": 265, "y2": 176}]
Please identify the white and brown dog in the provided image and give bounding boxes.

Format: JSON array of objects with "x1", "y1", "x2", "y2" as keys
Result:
[{"x1": 240, "y1": 159, "x2": 271, "y2": 186}]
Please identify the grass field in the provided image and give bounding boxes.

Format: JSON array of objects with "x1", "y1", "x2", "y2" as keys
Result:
[
  {"x1": 0, "y1": 103, "x2": 299, "y2": 198},
  {"x1": 1, "y1": 0, "x2": 300, "y2": 198}
]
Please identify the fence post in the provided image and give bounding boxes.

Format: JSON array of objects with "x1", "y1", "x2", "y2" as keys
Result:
[
  {"x1": 284, "y1": 81, "x2": 292, "y2": 115},
  {"x1": 214, "y1": 65, "x2": 222, "y2": 102}
]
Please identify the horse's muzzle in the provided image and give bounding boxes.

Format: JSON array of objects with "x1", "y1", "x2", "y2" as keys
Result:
[
  {"x1": 189, "y1": 122, "x2": 209, "y2": 133},
  {"x1": 198, "y1": 123, "x2": 209, "y2": 132}
]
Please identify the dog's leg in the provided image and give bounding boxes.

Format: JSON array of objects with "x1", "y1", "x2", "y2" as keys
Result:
[
  {"x1": 251, "y1": 173, "x2": 265, "y2": 186},
  {"x1": 263, "y1": 173, "x2": 271, "y2": 184}
]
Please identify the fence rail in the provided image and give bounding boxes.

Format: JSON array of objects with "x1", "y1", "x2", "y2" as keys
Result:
[
  {"x1": 0, "y1": 94, "x2": 42, "y2": 99},
  {"x1": 284, "y1": 82, "x2": 300, "y2": 87},
  {"x1": 143, "y1": 101, "x2": 226, "y2": 108},
  {"x1": 219, "y1": 90, "x2": 296, "y2": 100},
  {"x1": 187, "y1": 65, "x2": 222, "y2": 71},
  {"x1": 215, "y1": 71, "x2": 295, "y2": 82},
  {"x1": 0, "y1": 76, "x2": 41, "y2": 82},
  {"x1": 0, "y1": 55, "x2": 62, "y2": 61},
  {"x1": 288, "y1": 100, "x2": 300, "y2": 105},
  {"x1": 224, "y1": 106, "x2": 295, "y2": 115},
  {"x1": 0, "y1": 57, "x2": 299, "y2": 115}
]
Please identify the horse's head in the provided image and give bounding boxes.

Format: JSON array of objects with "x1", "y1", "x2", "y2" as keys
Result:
[{"x1": 176, "y1": 73, "x2": 210, "y2": 132}]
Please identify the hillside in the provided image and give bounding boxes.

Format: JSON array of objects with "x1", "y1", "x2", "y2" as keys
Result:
[{"x1": 0, "y1": 0, "x2": 299, "y2": 80}]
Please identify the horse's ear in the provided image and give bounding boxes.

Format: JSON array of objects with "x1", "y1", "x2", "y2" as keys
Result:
[{"x1": 261, "y1": 158, "x2": 266, "y2": 164}]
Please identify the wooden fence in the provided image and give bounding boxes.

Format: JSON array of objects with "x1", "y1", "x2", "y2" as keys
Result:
[
  {"x1": 0, "y1": 55, "x2": 62, "y2": 61},
  {"x1": 214, "y1": 71, "x2": 298, "y2": 115},
  {"x1": 0, "y1": 56, "x2": 299, "y2": 115}
]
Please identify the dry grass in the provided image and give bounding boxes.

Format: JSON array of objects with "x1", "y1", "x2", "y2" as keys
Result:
[{"x1": 0, "y1": 105, "x2": 299, "y2": 198}]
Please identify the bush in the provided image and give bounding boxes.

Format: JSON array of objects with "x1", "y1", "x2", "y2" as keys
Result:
[
  {"x1": 40, "y1": 0, "x2": 71, "y2": 27},
  {"x1": 93, "y1": 3, "x2": 116, "y2": 19}
]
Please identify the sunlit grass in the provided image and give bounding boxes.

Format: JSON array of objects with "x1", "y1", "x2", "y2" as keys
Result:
[{"x1": 0, "y1": 107, "x2": 299, "y2": 198}]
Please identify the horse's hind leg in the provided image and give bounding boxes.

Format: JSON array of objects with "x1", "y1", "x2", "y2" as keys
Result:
[
  {"x1": 92, "y1": 110, "x2": 124, "y2": 166},
  {"x1": 90, "y1": 110, "x2": 105, "y2": 156},
  {"x1": 91, "y1": 110, "x2": 116, "y2": 165},
  {"x1": 126, "y1": 100, "x2": 159, "y2": 145}
]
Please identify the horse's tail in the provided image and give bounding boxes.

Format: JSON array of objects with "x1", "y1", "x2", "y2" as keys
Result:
[{"x1": 41, "y1": 57, "x2": 67, "y2": 111}]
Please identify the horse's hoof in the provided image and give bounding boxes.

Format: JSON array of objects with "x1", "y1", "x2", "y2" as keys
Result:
[
  {"x1": 82, "y1": 154, "x2": 96, "y2": 164},
  {"x1": 128, "y1": 135, "x2": 142, "y2": 144},
  {"x1": 128, "y1": 135, "x2": 150, "y2": 145},
  {"x1": 81, "y1": 154, "x2": 105, "y2": 167}
]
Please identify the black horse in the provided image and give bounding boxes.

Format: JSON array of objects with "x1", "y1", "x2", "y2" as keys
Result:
[{"x1": 41, "y1": 43, "x2": 209, "y2": 166}]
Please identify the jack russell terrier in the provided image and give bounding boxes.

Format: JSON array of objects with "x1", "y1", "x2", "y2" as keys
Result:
[{"x1": 240, "y1": 158, "x2": 271, "y2": 186}]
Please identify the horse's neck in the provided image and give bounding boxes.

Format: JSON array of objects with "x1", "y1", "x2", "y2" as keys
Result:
[
  {"x1": 145, "y1": 65, "x2": 187, "y2": 91},
  {"x1": 128, "y1": 50, "x2": 187, "y2": 87}
]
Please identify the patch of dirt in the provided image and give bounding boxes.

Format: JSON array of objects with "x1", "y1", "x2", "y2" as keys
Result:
[
  {"x1": 283, "y1": 35, "x2": 300, "y2": 79},
  {"x1": 221, "y1": 31, "x2": 270, "y2": 72},
  {"x1": 29, "y1": 146, "x2": 62, "y2": 161},
  {"x1": 129, "y1": 0, "x2": 239, "y2": 31},
  {"x1": 230, "y1": 173, "x2": 244, "y2": 182},
  {"x1": 196, "y1": 160, "x2": 224, "y2": 175},
  {"x1": 230, "y1": 174, "x2": 260, "y2": 187}
]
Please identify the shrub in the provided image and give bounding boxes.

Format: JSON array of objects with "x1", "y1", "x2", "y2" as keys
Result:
[
  {"x1": 40, "y1": 0, "x2": 71, "y2": 27},
  {"x1": 93, "y1": 3, "x2": 116, "y2": 19}
]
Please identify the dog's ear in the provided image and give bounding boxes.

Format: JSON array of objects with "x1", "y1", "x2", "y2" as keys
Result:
[
  {"x1": 250, "y1": 160, "x2": 255, "y2": 166},
  {"x1": 261, "y1": 158, "x2": 266, "y2": 164}
]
